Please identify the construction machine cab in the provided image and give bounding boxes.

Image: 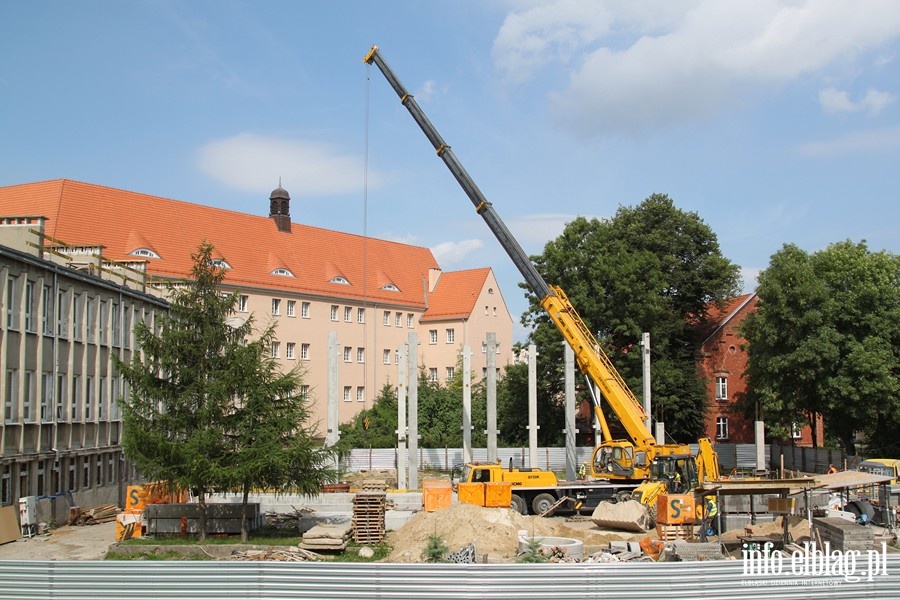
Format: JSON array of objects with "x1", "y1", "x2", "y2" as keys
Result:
[{"x1": 650, "y1": 454, "x2": 699, "y2": 493}]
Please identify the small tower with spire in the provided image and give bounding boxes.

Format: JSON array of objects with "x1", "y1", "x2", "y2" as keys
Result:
[{"x1": 269, "y1": 179, "x2": 291, "y2": 233}]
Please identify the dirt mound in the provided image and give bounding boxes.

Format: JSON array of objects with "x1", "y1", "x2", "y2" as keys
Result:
[{"x1": 385, "y1": 503, "x2": 633, "y2": 563}]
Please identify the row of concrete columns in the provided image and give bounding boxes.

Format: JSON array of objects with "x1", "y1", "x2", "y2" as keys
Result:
[{"x1": 323, "y1": 331, "x2": 768, "y2": 488}]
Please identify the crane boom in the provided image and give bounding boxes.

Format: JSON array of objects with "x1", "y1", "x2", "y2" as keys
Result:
[{"x1": 364, "y1": 45, "x2": 655, "y2": 451}]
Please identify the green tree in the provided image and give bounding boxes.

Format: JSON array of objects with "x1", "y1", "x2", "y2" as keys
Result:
[
  {"x1": 115, "y1": 242, "x2": 333, "y2": 541},
  {"x1": 524, "y1": 194, "x2": 741, "y2": 442},
  {"x1": 742, "y1": 241, "x2": 899, "y2": 453},
  {"x1": 225, "y1": 326, "x2": 335, "y2": 541}
]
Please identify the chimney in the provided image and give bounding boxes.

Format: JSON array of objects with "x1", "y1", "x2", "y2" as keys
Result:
[{"x1": 269, "y1": 184, "x2": 291, "y2": 233}]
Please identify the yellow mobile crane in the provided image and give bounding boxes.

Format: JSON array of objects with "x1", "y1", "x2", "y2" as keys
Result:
[{"x1": 364, "y1": 45, "x2": 720, "y2": 515}]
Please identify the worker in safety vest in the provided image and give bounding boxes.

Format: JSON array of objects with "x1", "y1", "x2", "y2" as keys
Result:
[
  {"x1": 578, "y1": 461, "x2": 588, "y2": 480},
  {"x1": 701, "y1": 495, "x2": 719, "y2": 540}
]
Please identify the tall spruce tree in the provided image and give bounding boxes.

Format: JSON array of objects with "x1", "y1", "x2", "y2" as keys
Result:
[{"x1": 114, "y1": 242, "x2": 333, "y2": 541}]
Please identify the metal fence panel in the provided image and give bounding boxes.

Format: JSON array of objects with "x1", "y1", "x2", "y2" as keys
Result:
[{"x1": 1, "y1": 557, "x2": 898, "y2": 599}]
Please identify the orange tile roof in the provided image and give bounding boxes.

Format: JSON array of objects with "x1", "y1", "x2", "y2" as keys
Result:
[
  {"x1": 422, "y1": 268, "x2": 491, "y2": 321},
  {"x1": 0, "y1": 179, "x2": 442, "y2": 308}
]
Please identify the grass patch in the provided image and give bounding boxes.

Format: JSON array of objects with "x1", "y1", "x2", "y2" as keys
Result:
[
  {"x1": 335, "y1": 542, "x2": 392, "y2": 562},
  {"x1": 105, "y1": 549, "x2": 215, "y2": 561}
]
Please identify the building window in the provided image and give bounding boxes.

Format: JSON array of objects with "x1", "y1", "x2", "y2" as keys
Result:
[
  {"x1": 287, "y1": 300, "x2": 296, "y2": 317},
  {"x1": 330, "y1": 305, "x2": 338, "y2": 321},
  {"x1": 357, "y1": 348, "x2": 365, "y2": 363},
  {"x1": 301, "y1": 343, "x2": 310, "y2": 360},
  {"x1": 446, "y1": 328, "x2": 455, "y2": 344},
  {"x1": 343, "y1": 347, "x2": 352, "y2": 362},
  {"x1": 343, "y1": 386, "x2": 351, "y2": 402},
  {"x1": 331, "y1": 276, "x2": 349, "y2": 285},
  {"x1": 482, "y1": 341, "x2": 487, "y2": 354},
  {"x1": 357, "y1": 308, "x2": 365, "y2": 324},
  {"x1": 446, "y1": 367, "x2": 455, "y2": 380},
  {"x1": 42, "y1": 285, "x2": 52, "y2": 335},
  {"x1": 383, "y1": 311, "x2": 390, "y2": 326},
  {"x1": 272, "y1": 298, "x2": 281, "y2": 316},
  {"x1": 715, "y1": 376, "x2": 727, "y2": 401},
  {"x1": 429, "y1": 368, "x2": 438, "y2": 383},
  {"x1": 286, "y1": 342, "x2": 295, "y2": 360},
  {"x1": 791, "y1": 423, "x2": 803, "y2": 439},
  {"x1": 72, "y1": 293, "x2": 82, "y2": 341},
  {"x1": 271, "y1": 268, "x2": 294, "y2": 277},
  {"x1": 300, "y1": 385, "x2": 309, "y2": 400},
  {"x1": 271, "y1": 341, "x2": 280, "y2": 358},
  {"x1": 22, "y1": 371, "x2": 35, "y2": 422},
  {"x1": 383, "y1": 349, "x2": 391, "y2": 364},
  {"x1": 716, "y1": 417, "x2": 729, "y2": 440},
  {"x1": 484, "y1": 305, "x2": 488, "y2": 316},
  {"x1": 407, "y1": 313, "x2": 414, "y2": 328},
  {"x1": 301, "y1": 302, "x2": 310, "y2": 318},
  {"x1": 99, "y1": 300, "x2": 108, "y2": 344},
  {"x1": 24, "y1": 281, "x2": 35, "y2": 332},
  {"x1": 86, "y1": 297, "x2": 96, "y2": 343},
  {"x1": 429, "y1": 330, "x2": 438, "y2": 344},
  {"x1": 344, "y1": 306, "x2": 352, "y2": 322},
  {"x1": 6, "y1": 277, "x2": 16, "y2": 330},
  {"x1": 394, "y1": 312, "x2": 402, "y2": 327},
  {"x1": 56, "y1": 374, "x2": 66, "y2": 421},
  {"x1": 85, "y1": 377, "x2": 94, "y2": 421},
  {"x1": 5, "y1": 370, "x2": 18, "y2": 421},
  {"x1": 356, "y1": 387, "x2": 365, "y2": 402},
  {"x1": 238, "y1": 295, "x2": 248, "y2": 312},
  {"x1": 41, "y1": 373, "x2": 53, "y2": 422}
]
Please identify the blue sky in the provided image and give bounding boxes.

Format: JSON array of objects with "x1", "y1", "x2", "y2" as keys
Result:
[{"x1": 3, "y1": 1, "x2": 899, "y2": 342}]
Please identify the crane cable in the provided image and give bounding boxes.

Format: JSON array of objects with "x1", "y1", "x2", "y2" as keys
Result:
[{"x1": 362, "y1": 61, "x2": 371, "y2": 420}]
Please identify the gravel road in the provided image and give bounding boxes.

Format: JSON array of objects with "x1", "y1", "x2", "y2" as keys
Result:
[{"x1": 0, "y1": 522, "x2": 116, "y2": 561}]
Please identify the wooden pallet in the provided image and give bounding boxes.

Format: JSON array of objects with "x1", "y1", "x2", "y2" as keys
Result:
[
  {"x1": 352, "y1": 492, "x2": 386, "y2": 543},
  {"x1": 656, "y1": 523, "x2": 694, "y2": 541}
]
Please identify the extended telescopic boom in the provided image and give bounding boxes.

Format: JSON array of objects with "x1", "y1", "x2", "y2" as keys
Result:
[{"x1": 364, "y1": 45, "x2": 655, "y2": 452}]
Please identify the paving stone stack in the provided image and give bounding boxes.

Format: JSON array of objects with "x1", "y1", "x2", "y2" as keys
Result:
[
  {"x1": 812, "y1": 517, "x2": 874, "y2": 552},
  {"x1": 299, "y1": 523, "x2": 352, "y2": 552},
  {"x1": 352, "y1": 491, "x2": 386, "y2": 544}
]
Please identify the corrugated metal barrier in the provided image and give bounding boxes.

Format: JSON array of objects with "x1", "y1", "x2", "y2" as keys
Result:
[{"x1": 1, "y1": 556, "x2": 899, "y2": 599}]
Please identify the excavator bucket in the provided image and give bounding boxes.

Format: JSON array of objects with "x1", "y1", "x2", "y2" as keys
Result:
[{"x1": 591, "y1": 500, "x2": 652, "y2": 532}]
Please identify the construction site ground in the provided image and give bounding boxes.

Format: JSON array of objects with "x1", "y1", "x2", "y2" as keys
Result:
[{"x1": 0, "y1": 501, "x2": 817, "y2": 563}]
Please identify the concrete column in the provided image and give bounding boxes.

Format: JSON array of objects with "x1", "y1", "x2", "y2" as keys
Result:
[
  {"x1": 326, "y1": 332, "x2": 340, "y2": 471},
  {"x1": 462, "y1": 345, "x2": 473, "y2": 465},
  {"x1": 641, "y1": 333, "x2": 651, "y2": 431},
  {"x1": 407, "y1": 332, "x2": 418, "y2": 490},
  {"x1": 655, "y1": 422, "x2": 665, "y2": 445},
  {"x1": 755, "y1": 420, "x2": 766, "y2": 472},
  {"x1": 592, "y1": 382, "x2": 603, "y2": 444},
  {"x1": 396, "y1": 343, "x2": 408, "y2": 490},
  {"x1": 527, "y1": 344, "x2": 539, "y2": 469},
  {"x1": 564, "y1": 343, "x2": 577, "y2": 481},
  {"x1": 486, "y1": 332, "x2": 498, "y2": 464}
]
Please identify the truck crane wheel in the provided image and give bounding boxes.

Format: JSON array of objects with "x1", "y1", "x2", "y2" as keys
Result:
[
  {"x1": 510, "y1": 494, "x2": 528, "y2": 515},
  {"x1": 532, "y1": 493, "x2": 557, "y2": 516}
]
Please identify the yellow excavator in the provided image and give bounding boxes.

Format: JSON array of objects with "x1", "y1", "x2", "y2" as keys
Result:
[{"x1": 364, "y1": 45, "x2": 720, "y2": 518}]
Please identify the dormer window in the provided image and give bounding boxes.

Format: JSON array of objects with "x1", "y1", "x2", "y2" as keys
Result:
[
  {"x1": 209, "y1": 259, "x2": 231, "y2": 269},
  {"x1": 381, "y1": 284, "x2": 400, "y2": 292},
  {"x1": 271, "y1": 268, "x2": 295, "y2": 277},
  {"x1": 330, "y1": 276, "x2": 350, "y2": 285},
  {"x1": 130, "y1": 248, "x2": 160, "y2": 259}
]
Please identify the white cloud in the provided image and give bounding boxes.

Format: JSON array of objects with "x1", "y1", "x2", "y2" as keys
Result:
[
  {"x1": 430, "y1": 239, "x2": 484, "y2": 265},
  {"x1": 819, "y1": 87, "x2": 895, "y2": 115},
  {"x1": 798, "y1": 125, "x2": 900, "y2": 157},
  {"x1": 416, "y1": 80, "x2": 438, "y2": 102},
  {"x1": 197, "y1": 133, "x2": 385, "y2": 195},
  {"x1": 493, "y1": 0, "x2": 900, "y2": 136}
]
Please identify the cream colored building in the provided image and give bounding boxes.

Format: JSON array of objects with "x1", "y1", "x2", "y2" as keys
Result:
[{"x1": 0, "y1": 179, "x2": 514, "y2": 436}]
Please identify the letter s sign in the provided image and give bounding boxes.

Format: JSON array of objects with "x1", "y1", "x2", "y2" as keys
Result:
[
  {"x1": 128, "y1": 487, "x2": 140, "y2": 508},
  {"x1": 669, "y1": 498, "x2": 681, "y2": 519}
]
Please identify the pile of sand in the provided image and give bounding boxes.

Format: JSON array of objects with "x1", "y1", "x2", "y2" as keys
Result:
[
  {"x1": 385, "y1": 503, "x2": 635, "y2": 563},
  {"x1": 720, "y1": 515, "x2": 810, "y2": 541}
]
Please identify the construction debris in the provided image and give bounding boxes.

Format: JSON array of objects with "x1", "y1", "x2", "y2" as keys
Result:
[
  {"x1": 69, "y1": 504, "x2": 120, "y2": 526},
  {"x1": 446, "y1": 543, "x2": 477, "y2": 563},
  {"x1": 229, "y1": 547, "x2": 321, "y2": 561},
  {"x1": 300, "y1": 523, "x2": 352, "y2": 552},
  {"x1": 590, "y1": 500, "x2": 652, "y2": 532}
]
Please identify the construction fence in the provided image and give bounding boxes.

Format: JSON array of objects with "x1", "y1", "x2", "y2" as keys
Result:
[{"x1": 1, "y1": 557, "x2": 898, "y2": 599}]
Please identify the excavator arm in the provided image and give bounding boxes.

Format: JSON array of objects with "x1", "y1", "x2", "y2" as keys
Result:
[{"x1": 364, "y1": 45, "x2": 655, "y2": 451}]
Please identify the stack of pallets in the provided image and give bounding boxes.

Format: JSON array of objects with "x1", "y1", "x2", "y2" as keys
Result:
[{"x1": 352, "y1": 491, "x2": 386, "y2": 544}]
